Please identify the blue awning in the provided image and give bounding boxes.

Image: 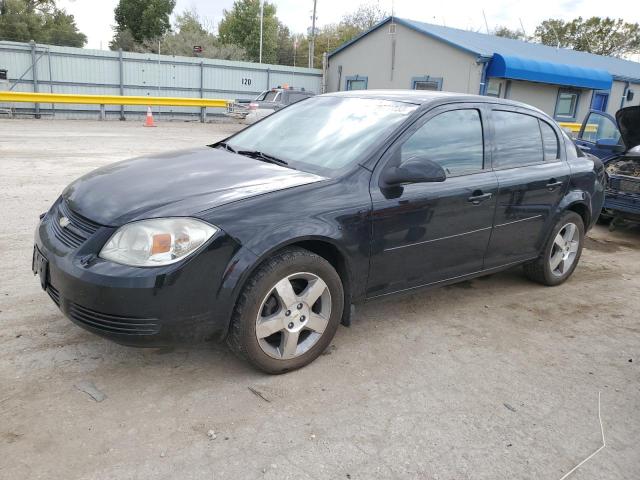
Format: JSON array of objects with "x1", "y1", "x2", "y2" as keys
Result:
[{"x1": 487, "y1": 54, "x2": 612, "y2": 90}]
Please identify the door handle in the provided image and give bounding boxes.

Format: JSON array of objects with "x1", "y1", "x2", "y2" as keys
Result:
[
  {"x1": 546, "y1": 179, "x2": 563, "y2": 190},
  {"x1": 467, "y1": 192, "x2": 492, "y2": 205}
]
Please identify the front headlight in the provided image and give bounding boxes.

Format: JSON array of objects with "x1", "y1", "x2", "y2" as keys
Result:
[{"x1": 99, "y1": 218, "x2": 218, "y2": 267}]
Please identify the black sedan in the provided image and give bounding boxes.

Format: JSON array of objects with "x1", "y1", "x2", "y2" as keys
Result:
[{"x1": 33, "y1": 91, "x2": 605, "y2": 373}]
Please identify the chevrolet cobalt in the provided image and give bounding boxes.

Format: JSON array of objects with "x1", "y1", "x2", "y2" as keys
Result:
[{"x1": 33, "y1": 91, "x2": 605, "y2": 373}]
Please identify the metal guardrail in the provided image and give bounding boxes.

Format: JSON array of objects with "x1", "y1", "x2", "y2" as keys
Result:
[
  {"x1": 0, "y1": 90, "x2": 231, "y2": 121},
  {"x1": 0, "y1": 91, "x2": 230, "y2": 108}
]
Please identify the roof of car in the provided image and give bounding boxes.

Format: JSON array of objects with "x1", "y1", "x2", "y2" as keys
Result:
[{"x1": 323, "y1": 89, "x2": 544, "y2": 113}]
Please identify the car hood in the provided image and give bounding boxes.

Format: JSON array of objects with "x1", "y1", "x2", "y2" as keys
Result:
[
  {"x1": 616, "y1": 106, "x2": 640, "y2": 151},
  {"x1": 63, "y1": 146, "x2": 326, "y2": 226}
]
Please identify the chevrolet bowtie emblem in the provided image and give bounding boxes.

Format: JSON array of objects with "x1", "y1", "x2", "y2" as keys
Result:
[{"x1": 59, "y1": 216, "x2": 71, "y2": 228}]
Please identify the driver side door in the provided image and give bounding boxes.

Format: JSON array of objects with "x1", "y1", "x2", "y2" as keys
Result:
[
  {"x1": 575, "y1": 111, "x2": 622, "y2": 160},
  {"x1": 367, "y1": 105, "x2": 499, "y2": 298}
]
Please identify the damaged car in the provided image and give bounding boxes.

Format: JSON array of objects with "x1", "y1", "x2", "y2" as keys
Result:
[{"x1": 574, "y1": 106, "x2": 640, "y2": 224}]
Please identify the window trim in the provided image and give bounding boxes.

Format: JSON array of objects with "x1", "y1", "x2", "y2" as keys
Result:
[
  {"x1": 554, "y1": 88, "x2": 581, "y2": 121},
  {"x1": 538, "y1": 119, "x2": 561, "y2": 163},
  {"x1": 345, "y1": 75, "x2": 368, "y2": 91},
  {"x1": 410, "y1": 75, "x2": 443, "y2": 91}
]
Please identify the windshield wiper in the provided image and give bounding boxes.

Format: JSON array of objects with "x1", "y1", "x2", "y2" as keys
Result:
[
  {"x1": 215, "y1": 141, "x2": 237, "y2": 153},
  {"x1": 237, "y1": 150, "x2": 289, "y2": 166}
]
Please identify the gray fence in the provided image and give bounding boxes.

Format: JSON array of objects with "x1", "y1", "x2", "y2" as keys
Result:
[{"x1": 0, "y1": 40, "x2": 323, "y2": 119}]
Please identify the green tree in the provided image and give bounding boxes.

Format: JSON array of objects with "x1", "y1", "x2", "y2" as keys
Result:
[
  {"x1": 493, "y1": 26, "x2": 527, "y2": 41},
  {"x1": 535, "y1": 17, "x2": 640, "y2": 57},
  {"x1": 218, "y1": 0, "x2": 278, "y2": 63},
  {"x1": 112, "y1": 0, "x2": 175, "y2": 44},
  {"x1": 0, "y1": 0, "x2": 86, "y2": 46},
  {"x1": 154, "y1": 9, "x2": 246, "y2": 60}
]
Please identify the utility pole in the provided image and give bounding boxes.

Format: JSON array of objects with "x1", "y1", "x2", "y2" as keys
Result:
[
  {"x1": 308, "y1": 0, "x2": 317, "y2": 68},
  {"x1": 259, "y1": 0, "x2": 264, "y2": 63}
]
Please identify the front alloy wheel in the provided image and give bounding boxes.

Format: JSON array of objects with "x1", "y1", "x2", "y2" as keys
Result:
[
  {"x1": 227, "y1": 247, "x2": 344, "y2": 373},
  {"x1": 256, "y1": 273, "x2": 332, "y2": 360}
]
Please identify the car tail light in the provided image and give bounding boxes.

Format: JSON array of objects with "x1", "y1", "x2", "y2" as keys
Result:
[{"x1": 249, "y1": 103, "x2": 258, "y2": 110}]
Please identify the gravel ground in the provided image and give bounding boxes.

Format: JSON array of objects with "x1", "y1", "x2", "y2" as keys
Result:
[{"x1": 0, "y1": 118, "x2": 638, "y2": 480}]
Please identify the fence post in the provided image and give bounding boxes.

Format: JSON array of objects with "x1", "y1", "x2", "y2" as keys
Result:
[
  {"x1": 200, "y1": 61, "x2": 205, "y2": 123},
  {"x1": 30, "y1": 40, "x2": 40, "y2": 119},
  {"x1": 119, "y1": 49, "x2": 125, "y2": 120}
]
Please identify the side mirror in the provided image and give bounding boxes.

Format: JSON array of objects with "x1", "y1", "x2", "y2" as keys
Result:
[
  {"x1": 381, "y1": 158, "x2": 446, "y2": 187},
  {"x1": 595, "y1": 138, "x2": 624, "y2": 153}
]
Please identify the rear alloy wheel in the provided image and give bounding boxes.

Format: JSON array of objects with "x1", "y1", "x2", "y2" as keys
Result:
[
  {"x1": 523, "y1": 211, "x2": 585, "y2": 286},
  {"x1": 227, "y1": 248, "x2": 344, "y2": 373}
]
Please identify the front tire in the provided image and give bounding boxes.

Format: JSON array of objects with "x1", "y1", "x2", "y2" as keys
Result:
[
  {"x1": 523, "y1": 211, "x2": 585, "y2": 286},
  {"x1": 227, "y1": 247, "x2": 344, "y2": 374}
]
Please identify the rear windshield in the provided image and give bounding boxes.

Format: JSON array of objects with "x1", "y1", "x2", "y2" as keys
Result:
[{"x1": 255, "y1": 90, "x2": 279, "y2": 102}]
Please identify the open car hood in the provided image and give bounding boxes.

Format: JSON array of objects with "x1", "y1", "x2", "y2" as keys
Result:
[{"x1": 616, "y1": 106, "x2": 640, "y2": 151}]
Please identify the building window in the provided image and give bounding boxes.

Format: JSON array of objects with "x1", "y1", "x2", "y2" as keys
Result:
[
  {"x1": 345, "y1": 75, "x2": 367, "y2": 90},
  {"x1": 486, "y1": 79, "x2": 501, "y2": 97},
  {"x1": 411, "y1": 76, "x2": 443, "y2": 91},
  {"x1": 555, "y1": 89, "x2": 580, "y2": 121}
]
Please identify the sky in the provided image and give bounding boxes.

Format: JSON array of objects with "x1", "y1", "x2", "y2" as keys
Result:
[{"x1": 58, "y1": 0, "x2": 640, "y2": 51}]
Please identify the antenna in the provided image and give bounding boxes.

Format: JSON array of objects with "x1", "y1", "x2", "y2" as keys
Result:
[
  {"x1": 482, "y1": 10, "x2": 490, "y2": 34},
  {"x1": 519, "y1": 18, "x2": 527, "y2": 38}
]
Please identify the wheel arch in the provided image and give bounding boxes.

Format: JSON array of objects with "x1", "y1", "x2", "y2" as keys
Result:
[{"x1": 221, "y1": 235, "x2": 355, "y2": 339}]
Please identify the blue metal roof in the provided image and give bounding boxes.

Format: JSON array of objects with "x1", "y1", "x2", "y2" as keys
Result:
[
  {"x1": 328, "y1": 17, "x2": 640, "y2": 84},
  {"x1": 487, "y1": 54, "x2": 613, "y2": 90}
]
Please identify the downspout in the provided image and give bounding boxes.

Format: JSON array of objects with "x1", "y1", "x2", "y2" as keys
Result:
[
  {"x1": 620, "y1": 81, "x2": 630, "y2": 110},
  {"x1": 477, "y1": 56, "x2": 491, "y2": 96}
]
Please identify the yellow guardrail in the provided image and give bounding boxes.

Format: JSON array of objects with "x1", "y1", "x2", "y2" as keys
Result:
[
  {"x1": 0, "y1": 91, "x2": 230, "y2": 108},
  {"x1": 558, "y1": 122, "x2": 581, "y2": 133}
]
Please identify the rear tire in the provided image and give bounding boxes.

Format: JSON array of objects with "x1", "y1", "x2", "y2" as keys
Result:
[
  {"x1": 523, "y1": 211, "x2": 585, "y2": 286},
  {"x1": 227, "y1": 247, "x2": 344, "y2": 374}
]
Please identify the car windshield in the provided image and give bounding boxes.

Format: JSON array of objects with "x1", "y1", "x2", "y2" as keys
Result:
[{"x1": 226, "y1": 96, "x2": 417, "y2": 175}]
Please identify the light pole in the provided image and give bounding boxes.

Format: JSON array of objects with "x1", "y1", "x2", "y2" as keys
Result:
[
  {"x1": 308, "y1": 0, "x2": 317, "y2": 68},
  {"x1": 259, "y1": 0, "x2": 264, "y2": 63}
]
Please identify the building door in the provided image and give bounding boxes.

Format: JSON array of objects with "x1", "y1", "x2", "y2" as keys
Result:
[
  {"x1": 367, "y1": 105, "x2": 498, "y2": 297},
  {"x1": 591, "y1": 91, "x2": 609, "y2": 112}
]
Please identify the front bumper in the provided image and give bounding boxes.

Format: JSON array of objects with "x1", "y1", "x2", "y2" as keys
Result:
[{"x1": 34, "y1": 199, "x2": 241, "y2": 347}]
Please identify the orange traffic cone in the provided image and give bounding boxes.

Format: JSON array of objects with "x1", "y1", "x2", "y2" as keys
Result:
[{"x1": 144, "y1": 106, "x2": 156, "y2": 127}]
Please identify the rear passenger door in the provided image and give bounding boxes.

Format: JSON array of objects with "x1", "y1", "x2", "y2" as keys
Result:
[{"x1": 484, "y1": 108, "x2": 571, "y2": 268}]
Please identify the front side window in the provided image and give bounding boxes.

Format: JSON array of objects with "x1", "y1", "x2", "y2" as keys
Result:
[
  {"x1": 555, "y1": 90, "x2": 579, "y2": 120},
  {"x1": 226, "y1": 96, "x2": 417, "y2": 175},
  {"x1": 400, "y1": 109, "x2": 484, "y2": 176},
  {"x1": 579, "y1": 112, "x2": 621, "y2": 144},
  {"x1": 492, "y1": 110, "x2": 544, "y2": 169}
]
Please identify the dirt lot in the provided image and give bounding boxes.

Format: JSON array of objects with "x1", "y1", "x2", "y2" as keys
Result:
[{"x1": 1, "y1": 118, "x2": 639, "y2": 480}]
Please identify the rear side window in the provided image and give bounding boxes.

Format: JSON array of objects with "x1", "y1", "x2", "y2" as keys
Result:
[
  {"x1": 539, "y1": 120, "x2": 560, "y2": 161},
  {"x1": 492, "y1": 111, "x2": 543, "y2": 168},
  {"x1": 401, "y1": 109, "x2": 484, "y2": 176}
]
